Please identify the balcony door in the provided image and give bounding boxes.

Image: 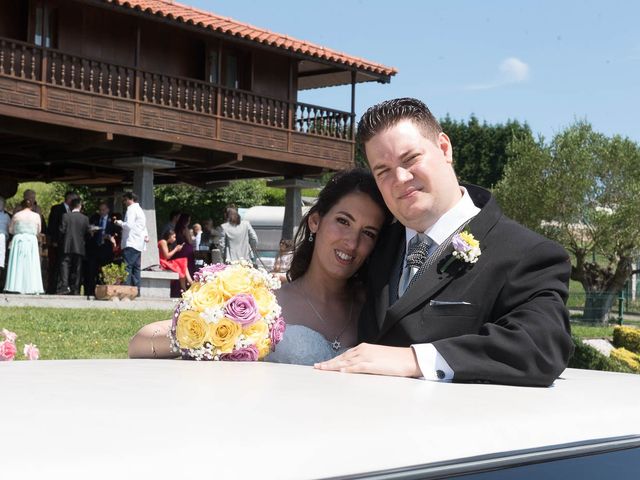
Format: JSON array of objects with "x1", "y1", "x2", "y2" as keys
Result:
[
  {"x1": 31, "y1": 1, "x2": 58, "y2": 48},
  {"x1": 206, "y1": 45, "x2": 251, "y2": 91}
]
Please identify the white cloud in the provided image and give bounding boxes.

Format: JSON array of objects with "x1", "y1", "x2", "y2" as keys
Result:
[{"x1": 465, "y1": 57, "x2": 531, "y2": 91}]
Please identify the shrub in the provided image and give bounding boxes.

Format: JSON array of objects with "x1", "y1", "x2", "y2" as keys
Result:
[
  {"x1": 610, "y1": 348, "x2": 640, "y2": 373},
  {"x1": 612, "y1": 326, "x2": 640, "y2": 354},
  {"x1": 567, "y1": 336, "x2": 634, "y2": 373},
  {"x1": 100, "y1": 263, "x2": 128, "y2": 285}
]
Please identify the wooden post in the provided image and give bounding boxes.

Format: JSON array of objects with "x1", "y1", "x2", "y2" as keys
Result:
[
  {"x1": 134, "y1": 24, "x2": 142, "y2": 125},
  {"x1": 350, "y1": 70, "x2": 356, "y2": 140},
  {"x1": 40, "y1": 46, "x2": 48, "y2": 109},
  {"x1": 215, "y1": 41, "x2": 223, "y2": 139},
  {"x1": 287, "y1": 58, "x2": 294, "y2": 152}
]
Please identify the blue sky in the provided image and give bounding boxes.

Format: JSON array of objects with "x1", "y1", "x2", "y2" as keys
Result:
[{"x1": 189, "y1": 0, "x2": 640, "y2": 142}]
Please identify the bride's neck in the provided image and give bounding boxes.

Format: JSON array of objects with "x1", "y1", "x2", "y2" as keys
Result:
[{"x1": 297, "y1": 262, "x2": 350, "y2": 303}]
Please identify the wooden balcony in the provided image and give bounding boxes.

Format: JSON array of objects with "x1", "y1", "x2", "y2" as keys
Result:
[{"x1": 0, "y1": 37, "x2": 355, "y2": 181}]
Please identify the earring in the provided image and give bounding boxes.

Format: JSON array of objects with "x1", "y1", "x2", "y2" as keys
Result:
[{"x1": 308, "y1": 232, "x2": 314, "y2": 243}]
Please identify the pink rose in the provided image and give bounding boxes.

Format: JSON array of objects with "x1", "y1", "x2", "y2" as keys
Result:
[
  {"x1": 221, "y1": 345, "x2": 259, "y2": 362},
  {"x1": 23, "y1": 343, "x2": 40, "y2": 361},
  {"x1": 193, "y1": 263, "x2": 227, "y2": 282},
  {"x1": 2, "y1": 328, "x2": 17, "y2": 343},
  {"x1": 224, "y1": 294, "x2": 259, "y2": 326},
  {"x1": 0, "y1": 340, "x2": 17, "y2": 361},
  {"x1": 269, "y1": 317, "x2": 286, "y2": 347}
]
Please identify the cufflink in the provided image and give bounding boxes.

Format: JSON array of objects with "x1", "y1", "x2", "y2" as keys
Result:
[{"x1": 436, "y1": 370, "x2": 445, "y2": 380}]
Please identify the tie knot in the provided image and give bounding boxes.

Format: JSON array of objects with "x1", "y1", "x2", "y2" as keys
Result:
[{"x1": 406, "y1": 234, "x2": 431, "y2": 269}]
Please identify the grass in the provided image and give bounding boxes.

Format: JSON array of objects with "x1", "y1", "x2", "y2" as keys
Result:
[
  {"x1": 0, "y1": 306, "x2": 634, "y2": 361},
  {"x1": 0, "y1": 307, "x2": 169, "y2": 360}
]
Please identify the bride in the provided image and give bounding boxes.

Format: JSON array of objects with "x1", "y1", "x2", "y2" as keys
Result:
[{"x1": 128, "y1": 168, "x2": 390, "y2": 364}]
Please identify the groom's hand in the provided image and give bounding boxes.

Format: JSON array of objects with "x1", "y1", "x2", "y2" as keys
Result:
[{"x1": 314, "y1": 343, "x2": 422, "y2": 378}]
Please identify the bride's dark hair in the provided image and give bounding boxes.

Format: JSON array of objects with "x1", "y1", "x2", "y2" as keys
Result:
[{"x1": 287, "y1": 168, "x2": 390, "y2": 282}]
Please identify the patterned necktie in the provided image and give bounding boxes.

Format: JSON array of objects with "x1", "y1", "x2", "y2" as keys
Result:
[{"x1": 399, "y1": 233, "x2": 432, "y2": 297}]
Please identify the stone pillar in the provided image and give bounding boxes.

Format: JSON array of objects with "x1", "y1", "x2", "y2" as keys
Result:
[
  {"x1": 113, "y1": 156, "x2": 175, "y2": 269},
  {"x1": 267, "y1": 177, "x2": 320, "y2": 240}
]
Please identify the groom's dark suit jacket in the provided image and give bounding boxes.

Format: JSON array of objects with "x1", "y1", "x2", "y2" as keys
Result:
[{"x1": 359, "y1": 185, "x2": 573, "y2": 387}]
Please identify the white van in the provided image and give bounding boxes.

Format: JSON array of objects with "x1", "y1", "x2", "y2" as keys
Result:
[{"x1": 239, "y1": 206, "x2": 310, "y2": 270}]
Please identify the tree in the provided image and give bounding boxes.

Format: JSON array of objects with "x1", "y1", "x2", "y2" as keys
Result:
[
  {"x1": 495, "y1": 122, "x2": 640, "y2": 323},
  {"x1": 440, "y1": 115, "x2": 533, "y2": 188},
  {"x1": 154, "y1": 179, "x2": 286, "y2": 228}
]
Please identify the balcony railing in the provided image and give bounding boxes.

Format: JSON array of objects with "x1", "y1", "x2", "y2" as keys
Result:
[{"x1": 0, "y1": 37, "x2": 355, "y2": 141}]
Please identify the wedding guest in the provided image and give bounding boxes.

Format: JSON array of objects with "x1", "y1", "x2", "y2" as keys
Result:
[
  {"x1": 110, "y1": 212, "x2": 123, "y2": 261},
  {"x1": 316, "y1": 98, "x2": 573, "y2": 387},
  {"x1": 13, "y1": 189, "x2": 43, "y2": 216},
  {"x1": 4, "y1": 199, "x2": 44, "y2": 295},
  {"x1": 115, "y1": 192, "x2": 146, "y2": 293},
  {"x1": 58, "y1": 198, "x2": 91, "y2": 295},
  {"x1": 0, "y1": 196, "x2": 11, "y2": 289},
  {"x1": 172, "y1": 213, "x2": 195, "y2": 275},
  {"x1": 200, "y1": 218, "x2": 222, "y2": 251},
  {"x1": 160, "y1": 210, "x2": 180, "y2": 239},
  {"x1": 271, "y1": 238, "x2": 294, "y2": 283},
  {"x1": 158, "y1": 229, "x2": 193, "y2": 292},
  {"x1": 47, "y1": 191, "x2": 78, "y2": 293},
  {"x1": 84, "y1": 201, "x2": 116, "y2": 296},
  {"x1": 192, "y1": 223, "x2": 202, "y2": 250},
  {"x1": 221, "y1": 206, "x2": 258, "y2": 264}
]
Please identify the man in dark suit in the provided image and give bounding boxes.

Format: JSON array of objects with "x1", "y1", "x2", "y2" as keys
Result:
[
  {"x1": 84, "y1": 201, "x2": 116, "y2": 296},
  {"x1": 47, "y1": 191, "x2": 78, "y2": 293},
  {"x1": 58, "y1": 197, "x2": 91, "y2": 295},
  {"x1": 317, "y1": 98, "x2": 573, "y2": 387}
]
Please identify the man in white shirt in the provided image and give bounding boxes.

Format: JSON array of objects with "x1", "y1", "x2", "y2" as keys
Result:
[
  {"x1": 115, "y1": 192, "x2": 146, "y2": 293},
  {"x1": 316, "y1": 98, "x2": 573, "y2": 387}
]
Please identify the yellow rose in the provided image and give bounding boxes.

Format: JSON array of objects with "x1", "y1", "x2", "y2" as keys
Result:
[
  {"x1": 219, "y1": 266, "x2": 253, "y2": 298},
  {"x1": 175, "y1": 310, "x2": 208, "y2": 350},
  {"x1": 208, "y1": 318, "x2": 241, "y2": 353},
  {"x1": 257, "y1": 337, "x2": 272, "y2": 359},
  {"x1": 252, "y1": 286, "x2": 276, "y2": 317},
  {"x1": 191, "y1": 279, "x2": 225, "y2": 312},
  {"x1": 243, "y1": 320, "x2": 269, "y2": 344}
]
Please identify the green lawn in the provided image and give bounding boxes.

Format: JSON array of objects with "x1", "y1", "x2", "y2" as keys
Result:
[
  {"x1": 0, "y1": 306, "x2": 631, "y2": 361},
  {"x1": 0, "y1": 307, "x2": 169, "y2": 360}
]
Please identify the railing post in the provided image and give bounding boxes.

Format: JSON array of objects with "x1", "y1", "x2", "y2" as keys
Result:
[
  {"x1": 287, "y1": 101, "x2": 294, "y2": 152},
  {"x1": 40, "y1": 46, "x2": 48, "y2": 109},
  {"x1": 215, "y1": 85, "x2": 222, "y2": 139}
]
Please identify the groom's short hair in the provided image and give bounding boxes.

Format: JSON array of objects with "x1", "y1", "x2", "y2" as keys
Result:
[{"x1": 356, "y1": 97, "x2": 443, "y2": 146}]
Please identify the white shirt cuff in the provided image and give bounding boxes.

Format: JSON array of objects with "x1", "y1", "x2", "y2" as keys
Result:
[{"x1": 411, "y1": 343, "x2": 455, "y2": 381}]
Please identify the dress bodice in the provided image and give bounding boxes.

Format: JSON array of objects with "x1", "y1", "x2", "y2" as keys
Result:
[
  {"x1": 265, "y1": 324, "x2": 349, "y2": 366},
  {"x1": 13, "y1": 220, "x2": 39, "y2": 236}
]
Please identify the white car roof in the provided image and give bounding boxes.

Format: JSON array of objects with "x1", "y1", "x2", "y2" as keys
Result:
[{"x1": 2, "y1": 361, "x2": 639, "y2": 479}]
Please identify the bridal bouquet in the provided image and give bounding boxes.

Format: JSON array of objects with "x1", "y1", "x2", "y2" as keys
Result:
[{"x1": 170, "y1": 261, "x2": 286, "y2": 361}]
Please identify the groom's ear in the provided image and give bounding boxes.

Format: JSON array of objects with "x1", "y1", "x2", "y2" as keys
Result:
[{"x1": 308, "y1": 212, "x2": 320, "y2": 233}]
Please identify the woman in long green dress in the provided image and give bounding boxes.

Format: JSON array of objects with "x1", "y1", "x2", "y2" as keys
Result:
[{"x1": 4, "y1": 199, "x2": 44, "y2": 295}]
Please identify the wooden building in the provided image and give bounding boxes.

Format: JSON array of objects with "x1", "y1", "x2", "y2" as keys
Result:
[{"x1": 0, "y1": 0, "x2": 396, "y2": 292}]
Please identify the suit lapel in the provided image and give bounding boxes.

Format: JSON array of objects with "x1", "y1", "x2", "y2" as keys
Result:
[{"x1": 376, "y1": 185, "x2": 503, "y2": 342}]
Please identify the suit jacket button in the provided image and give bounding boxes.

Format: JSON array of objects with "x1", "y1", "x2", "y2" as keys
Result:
[{"x1": 436, "y1": 370, "x2": 445, "y2": 380}]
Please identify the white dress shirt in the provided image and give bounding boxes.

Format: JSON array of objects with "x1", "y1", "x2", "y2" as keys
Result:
[
  {"x1": 406, "y1": 187, "x2": 480, "y2": 382},
  {"x1": 120, "y1": 202, "x2": 147, "y2": 252}
]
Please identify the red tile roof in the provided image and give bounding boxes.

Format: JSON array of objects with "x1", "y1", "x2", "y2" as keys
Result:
[{"x1": 104, "y1": 0, "x2": 397, "y2": 78}]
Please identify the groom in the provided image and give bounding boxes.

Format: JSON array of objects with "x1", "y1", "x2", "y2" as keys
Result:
[{"x1": 316, "y1": 98, "x2": 573, "y2": 386}]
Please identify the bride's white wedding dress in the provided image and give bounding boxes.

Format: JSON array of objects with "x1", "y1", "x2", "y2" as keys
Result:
[{"x1": 265, "y1": 324, "x2": 348, "y2": 366}]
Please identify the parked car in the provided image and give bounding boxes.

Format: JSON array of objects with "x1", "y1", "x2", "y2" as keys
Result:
[
  {"x1": 240, "y1": 205, "x2": 310, "y2": 270},
  {"x1": 2, "y1": 360, "x2": 639, "y2": 479}
]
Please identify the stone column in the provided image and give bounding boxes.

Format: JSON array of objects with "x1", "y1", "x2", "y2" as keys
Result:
[
  {"x1": 267, "y1": 177, "x2": 319, "y2": 240},
  {"x1": 113, "y1": 156, "x2": 175, "y2": 269}
]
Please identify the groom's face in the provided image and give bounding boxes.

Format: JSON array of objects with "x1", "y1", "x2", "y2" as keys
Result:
[{"x1": 365, "y1": 119, "x2": 461, "y2": 232}]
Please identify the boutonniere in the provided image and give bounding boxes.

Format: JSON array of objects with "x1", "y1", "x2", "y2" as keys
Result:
[{"x1": 440, "y1": 231, "x2": 481, "y2": 273}]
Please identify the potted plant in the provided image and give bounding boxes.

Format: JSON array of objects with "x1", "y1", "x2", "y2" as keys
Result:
[{"x1": 94, "y1": 263, "x2": 138, "y2": 300}]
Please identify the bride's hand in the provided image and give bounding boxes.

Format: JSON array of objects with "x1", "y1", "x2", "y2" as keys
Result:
[{"x1": 314, "y1": 343, "x2": 422, "y2": 378}]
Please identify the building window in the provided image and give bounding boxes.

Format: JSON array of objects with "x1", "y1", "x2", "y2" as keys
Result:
[{"x1": 33, "y1": 4, "x2": 57, "y2": 48}]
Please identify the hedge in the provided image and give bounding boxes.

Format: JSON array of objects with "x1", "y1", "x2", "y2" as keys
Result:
[
  {"x1": 567, "y1": 336, "x2": 634, "y2": 374},
  {"x1": 610, "y1": 347, "x2": 640, "y2": 373},
  {"x1": 612, "y1": 326, "x2": 640, "y2": 354}
]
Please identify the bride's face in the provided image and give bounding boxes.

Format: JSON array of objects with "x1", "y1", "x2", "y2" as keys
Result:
[{"x1": 308, "y1": 192, "x2": 385, "y2": 280}]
